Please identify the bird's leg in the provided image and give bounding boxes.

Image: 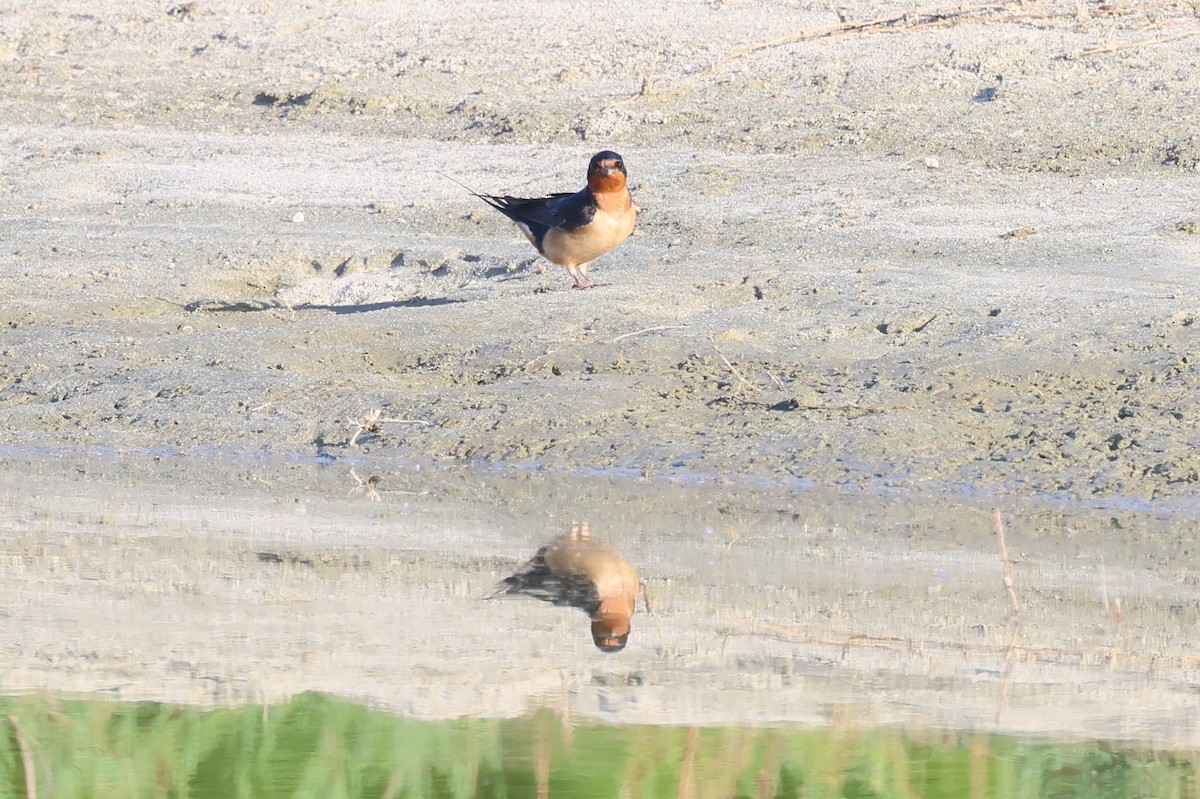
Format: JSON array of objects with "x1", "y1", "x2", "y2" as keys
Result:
[{"x1": 571, "y1": 264, "x2": 594, "y2": 290}]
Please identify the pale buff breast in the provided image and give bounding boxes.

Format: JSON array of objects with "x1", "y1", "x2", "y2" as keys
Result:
[
  {"x1": 544, "y1": 539, "x2": 639, "y2": 605},
  {"x1": 541, "y1": 197, "x2": 639, "y2": 268}
]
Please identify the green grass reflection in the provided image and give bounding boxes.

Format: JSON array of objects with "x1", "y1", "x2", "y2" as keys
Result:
[{"x1": 0, "y1": 692, "x2": 1192, "y2": 798}]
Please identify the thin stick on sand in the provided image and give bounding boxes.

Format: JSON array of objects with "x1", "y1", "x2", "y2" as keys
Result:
[
  {"x1": 660, "y1": 0, "x2": 1027, "y2": 96},
  {"x1": 609, "y1": 324, "x2": 689, "y2": 343},
  {"x1": 710, "y1": 337, "x2": 762, "y2": 393},
  {"x1": 1072, "y1": 28, "x2": 1200, "y2": 58}
]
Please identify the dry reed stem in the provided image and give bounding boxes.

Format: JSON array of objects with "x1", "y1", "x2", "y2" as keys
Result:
[
  {"x1": 677, "y1": 726, "x2": 701, "y2": 799},
  {"x1": 8, "y1": 714, "x2": 37, "y2": 799},
  {"x1": 996, "y1": 625, "x2": 1019, "y2": 723},
  {"x1": 380, "y1": 770, "x2": 402, "y2": 799},
  {"x1": 994, "y1": 508, "x2": 1021, "y2": 619},
  {"x1": 640, "y1": 580, "x2": 655, "y2": 615},
  {"x1": 640, "y1": 580, "x2": 669, "y2": 654},
  {"x1": 535, "y1": 714, "x2": 551, "y2": 799},
  {"x1": 756, "y1": 733, "x2": 785, "y2": 798},
  {"x1": 602, "y1": 47, "x2": 664, "y2": 110},
  {"x1": 558, "y1": 672, "x2": 574, "y2": 747}
]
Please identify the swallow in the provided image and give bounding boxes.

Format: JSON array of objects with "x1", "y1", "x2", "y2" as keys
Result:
[
  {"x1": 485, "y1": 522, "x2": 639, "y2": 652},
  {"x1": 455, "y1": 151, "x2": 641, "y2": 289}
]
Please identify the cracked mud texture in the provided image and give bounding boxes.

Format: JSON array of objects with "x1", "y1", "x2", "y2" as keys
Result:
[{"x1": 2, "y1": 0, "x2": 1199, "y2": 504}]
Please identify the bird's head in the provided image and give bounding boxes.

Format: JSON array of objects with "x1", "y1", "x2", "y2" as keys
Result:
[
  {"x1": 590, "y1": 608, "x2": 631, "y2": 652},
  {"x1": 587, "y1": 151, "x2": 628, "y2": 194}
]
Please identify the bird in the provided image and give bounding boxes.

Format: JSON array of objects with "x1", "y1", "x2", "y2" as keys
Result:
[
  {"x1": 452, "y1": 151, "x2": 641, "y2": 289},
  {"x1": 485, "y1": 522, "x2": 640, "y2": 652}
]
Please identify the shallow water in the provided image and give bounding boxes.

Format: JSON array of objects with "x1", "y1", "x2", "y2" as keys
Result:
[{"x1": 1, "y1": 452, "x2": 1198, "y2": 795}]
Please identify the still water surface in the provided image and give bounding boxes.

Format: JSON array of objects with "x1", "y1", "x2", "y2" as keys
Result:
[{"x1": 1, "y1": 454, "x2": 1198, "y2": 796}]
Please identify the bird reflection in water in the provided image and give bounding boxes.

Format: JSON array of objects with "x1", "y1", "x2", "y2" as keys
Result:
[{"x1": 486, "y1": 522, "x2": 639, "y2": 652}]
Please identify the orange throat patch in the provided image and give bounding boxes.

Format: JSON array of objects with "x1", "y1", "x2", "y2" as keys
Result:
[
  {"x1": 592, "y1": 185, "x2": 632, "y2": 216},
  {"x1": 589, "y1": 171, "x2": 627, "y2": 196}
]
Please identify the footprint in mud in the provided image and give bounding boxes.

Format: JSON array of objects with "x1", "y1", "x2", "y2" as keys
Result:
[{"x1": 185, "y1": 247, "x2": 540, "y2": 316}]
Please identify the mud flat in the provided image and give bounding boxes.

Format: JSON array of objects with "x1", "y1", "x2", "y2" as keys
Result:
[
  {"x1": 1, "y1": 0, "x2": 1198, "y2": 746},
  {"x1": 2, "y1": 0, "x2": 1199, "y2": 503}
]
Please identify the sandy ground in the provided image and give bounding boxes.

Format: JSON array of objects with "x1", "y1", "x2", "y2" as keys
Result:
[
  {"x1": 2, "y1": 0, "x2": 1199, "y2": 502},
  {"x1": 1, "y1": 0, "x2": 1199, "y2": 745}
]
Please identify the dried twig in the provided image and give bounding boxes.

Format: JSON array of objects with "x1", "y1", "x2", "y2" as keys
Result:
[
  {"x1": 521, "y1": 348, "x2": 561, "y2": 371},
  {"x1": 1072, "y1": 27, "x2": 1200, "y2": 58},
  {"x1": 710, "y1": 337, "x2": 762, "y2": 393},
  {"x1": 996, "y1": 625, "x2": 1019, "y2": 723},
  {"x1": 347, "y1": 409, "x2": 430, "y2": 447},
  {"x1": 609, "y1": 324, "x2": 689, "y2": 343},
  {"x1": 639, "y1": 49, "x2": 661, "y2": 98},
  {"x1": 994, "y1": 509, "x2": 1021, "y2": 619},
  {"x1": 348, "y1": 468, "x2": 382, "y2": 501},
  {"x1": 347, "y1": 408, "x2": 383, "y2": 447},
  {"x1": 602, "y1": 46, "x2": 664, "y2": 110},
  {"x1": 662, "y1": 0, "x2": 1027, "y2": 96},
  {"x1": 993, "y1": 512, "x2": 1022, "y2": 726},
  {"x1": 993, "y1": 512, "x2": 1026, "y2": 723}
]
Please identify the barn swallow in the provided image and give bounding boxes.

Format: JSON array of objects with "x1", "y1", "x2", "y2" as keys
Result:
[
  {"x1": 485, "y1": 522, "x2": 639, "y2": 652},
  {"x1": 456, "y1": 151, "x2": 641, "y2": 289}
]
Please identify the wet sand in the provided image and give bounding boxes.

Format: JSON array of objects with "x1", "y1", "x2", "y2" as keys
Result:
[{"x1": 1, "y1": 0, "x2": 1199, "y2": 747}]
